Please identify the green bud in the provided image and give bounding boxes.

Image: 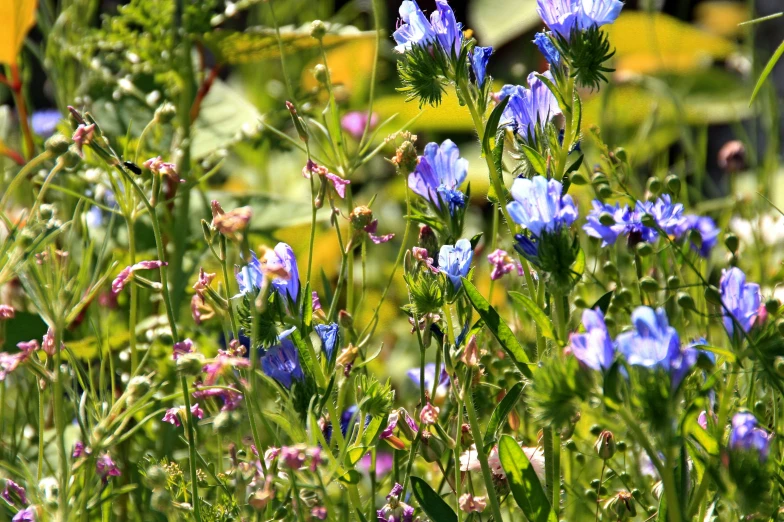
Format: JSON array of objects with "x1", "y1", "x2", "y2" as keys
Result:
[
  {"x1": 603, "y1": 261, "x2": 619, "y2": 280},
  {"x1": 313, "y1": 64, "x2": 328, "y2": 84},
  {"x1": 154, "y1": 102, "x2": 177, "y2": 124},
  {"x1": 338, "y1": 310, "x2": 354, "y2": 329},
  {"x1": 646, "y1": 177, "x2": 662, "y2": 196},
  {"x1": 666, "y1": 276, "x2": 680, "y2": 290},
  {"x1": 201, "y1": 219, "x2": 213, "y2": 243},
  {"x1": 640, "y1": 277, "x2": 659, "y2": 293},
  {"x1": 775, "y1": 357, "x2": 784, "y2": 377},
  {"x1": 589, "y1": 424, "x2": 603, "y2": 436},
  {"x1": 754, "y1": 400, "x2": 766, "y2": 418},
  {"x1": 420, "y1": 433, "x2": 446, "y2": 462},
  {"x1": 597, "y1": 184, "x2": 613, "y2": 199},
  {"x1": 606, "y1": 491, "x2": 636, "y2": 520},
  {"x1": 635, "y1": 241, "x2": 653, "y2": 257},
  {"x1": 575, "y1": 453, "x2": 586, "y2": 464},
  {"x1": 570, "y1": 171, "x2": 588, "y2": 185},
  {"x1": 677, "y1": 292, "x2": 696, "y2": 311},
  {"x1": 146, "y1": 466, "x2": 168, "y2": 489},
  {"x1": 61, "y1": 148, "x2": 82, "y2": 169},
  {"x1": 665, "y1": 174, "x2": 681, "y2": 196},
  {"x1": 285, "y1": 101, "x2": 309, "y2": 143},
  {"x1": 765, "y1": 299, "x2": 780, "y2": 315},
  {"x1": 573, "y1": 296, "x2": 588, "y2": 309},
  {"x1": 584, "y1": 488, "x2": 598, "y2": 501},
  {"x1": 590, "y1": 479, "x2": 601, "y2": 489},
  {"x1": 640, "y1": 213, "x2": 656, "y2": 229},
  {"x1": 45, "y1": 134, "x2": 70, "y2": 156},
  {"x1": 565, "y1": 439, "x2": 578, "y2": 451},
  {"x1": 724, "y1": 233, "x2": 739, "y2": 253},
  {"x1": 591, "y1": 171, "x2": 608, "y2": 185},
  {"x1": 151, "y1": 488, "x2": 172, "y2": 513},
  {"x1": 631, "y1": 489, "x2": 642, "y2": 500},
  {"x1": 704, "y1": 285, "x2": 722, "y2": 305},
  {"x1": 349, "y1": 206, "x2": 374, "y2": 230},
  {"x1": 619, "y1": 472, "x2": 630, "y2": 481},
  {"x1": 616, "y1": 440, "x2": 627, "y2": 452},
  {"x1": 598, "y1": 212, "x2": 615, "y2": 226},
  {"x1": 310, "y1": 20, "x2": 327, "y2": 40},
  {"x1": 617, "y1": 288, "x2": 633, "y2": 305},
  {"x1": 213, "y1": 410, "x2": 242, "y2": 435},
  {"x1": 594, "y1": 430, "x2": 616, "y2": 460},
  {"x1": 176, "y1": 353, "x2": 205, "y2": 377},
  {"x1": 614, "y1": 148, "x2": 627, "y2": 162},
  {"x1": 127, "y1": 375, "x2": 151, "y2": 398}
]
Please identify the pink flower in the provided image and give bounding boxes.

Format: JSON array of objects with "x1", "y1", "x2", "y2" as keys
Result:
[
  {"x1": 0, "y1": 305, "x2": 14, "y2": 320},
  {"x1": 487, "y1": 249, "x2": 519, "y2": 281},
  {"x1": 12, "y1": 507, "x2": 36, "y2": 522},
  {"x1": 72, "y1": 441, "x2": 88, "y2": 458},
  {"x1": 212, "y1": 205, "x2": 252, "y2": 237},
  {"x1": 95, "y1": 454, "x2": 121, "y2": 481},
  {"x1": 419, "y1": 403, "x2": 440, "y2": 426},
  {"x1": 41, "y1": 327, "x2": 58, "y2": 356},
  {"x1": 2, "y1": 479, "x2": 28, "y2": 506},
  {"x1": 280, "y1": 446, "x2": 307, "y2": 469},
  {"x1": 460, "y1": 443, "x2": 544, "y2": 481},
  {"x1": 202, "y1": 351, "x2": 250, "y2": 385},
  {"x1": 191, "y1": 295, "x2": 214, "y2": 325},
  {"x1": 459, "y1": 493, "x2": 487, "y2": 513},
  {"x1": 143, "y1": 156, "x2": 178, "y2": 178},
  {"x1": 341, "y1": 111, "x2": 378, "y2": 141},
  {"x1": 412, "y1": 247, "x2": 438, "y2": 272},
  {"x1": 192, "y1": 385, "x2": 243, "y2": 411},
  {"x1": 364, "y1": 220, "x2": 394, "y2": 244},
  {"x1": 112, "y1": 260, "x2": 167, "y2": 295},
  {"x1": 302, "y1": 160, "x2": 351, "y2": 199},
  {"x1": 192, "y1": 268, "x2": 216, "y2": 298},
  {"x1": 325, "y1": 173, "x2": 350, "y2": 199},
  {"x1": 191, "y1": 403, "x2": 205, "y2": 419},
  {"x1": 0, "y1": 352, "x2": 30, "y2": 381},
  {"x1": 311, "y1": 506, "x2": 328, "y2": 520},
  {"x1": 162, "y1": 408, "x2": 181, "y2": 427},
  {"x1": 312, "y1": 291, "x2": 322, "y2": 311},
  {"x1": 264, "y1": 447, "x2": 281, "y2": 461},
  {"x1": 172, "y1": 339, "x2": 194, "y2": 360},
  {"x1": 16, "y1": 340, "x2": 39, "y2": 353},
  {"x1": 72, "y1": 124, "x2": 95, "y2": 157}
]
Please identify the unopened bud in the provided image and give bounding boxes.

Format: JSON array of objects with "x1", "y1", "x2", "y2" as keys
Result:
[
  {"x1": 176, "y1": 353, "x2": 205, "y2": 377},
  {"x1": 764, "y1": 298, "x2": 779, "y2": 315},
  {"x1": 61, "y1": 148, "x2": 82, "y2": 169},
  {"x1": 154, "y1": 102, "x2": 177, "y2": 124},
  {"x1": 285, "y1": 101, "x2": 309, "y2": 143},
  {"x1": 640, "y1": 213, "x2": 657, "y2": 229},
  {"x1": 666, "y1": 275, "x2": 680, "y2": 290},
  {"x1": 646, "y1": 177, "x2": 662, "y2": 196},
  {"x1": 594, "y1": 430, "x2": 616, "y2": 460},
  {"x1": 718, "y1": 140, "x2": 746, "y2": 173},
  {"x1": 603, "y1": 261, "x2": 618, "y2": 280},
  {"x1": 598, "y1": 212, "x2": 615, "y2": 226},
  {"x1": 635, "y1": 241, "x2": 653, "y2": 257},
  {"x1": 349, "y1": 206, "x2": 373, "y2": 230},
  {"x1": 338, "y1": 310, "x2": 354, "y2": 329},
  {"x1": 616, "y1": 287, "x2": 633, "y2": 305},
  {"x1": 573, "y1": 296, "x2": 588, "y2": 308},
  {"x1": 45, "y1": 134, "x2": 70, "y2": 156},
  {"x1": 597, "y1": 184, "x2": 612, "y2": 199},
  {"x1": 418, "y1": 225, "x2": 439, "y2": 259},
  {"x1": 151, "y1": 488, "x2": 172, "y2": 513},
  {"x1": 127, "y1": 375, "x2": 151, "y2": 398},
  {"x1": 677, "y1": 292, "x2": 696, "y2": 311},
  {"x1": 704, "y1": 285, "x2": 722, "y2": 305},
  {"x1": 313, "y1": 64, "x2": 328, "y2": 85},
  {"x1": 310, "y1": 20, "x2": 327, "y2": 40},
  {"x1": 606, "y1": 491, "x2": 636, "y2": 520},
  {"x1": 724, "y1": 233, "x2": 739, "y2": 253},
  {"x1": 775, "y1": 357, "x2": 784, "y2": 377},
  {"x1": 639, "y1": 277, "x2": 659, "y2": 294},
  {"x1": 146, "y1": 465, "x2": 168, "y2": 489},
  {"x1": 665, "y1": 174, "x2": 681, "y2": 196},
  {"x1": 569, "y1": 171, "x2": 588, "y2": 185},
  {"x1": 393, "y1": 140, "x2": 419, "y2": 176}
]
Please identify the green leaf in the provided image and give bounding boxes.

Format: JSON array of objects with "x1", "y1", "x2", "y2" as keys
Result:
[
  {"x1": 302, "y1": 281, "x2": 313, "y2": 329},
  {"x1": 410, "y1": 476, "x2": 458, "y2": 522},
  {"x1": 591, "y1": 290, "x2": 614, "y2": 314},
  {"x1": 498, "y1": 435, "x2": 556, "y2": 522},
  {"x1": 684, "y1": 409, "x2": 718, "y2": 456},
  {"x1": 570, "y1": 90, "x2": 582, "y2": 144},
  {"x1": 508, "y1": 291, "x2": 556, "y2": 343},
  {"x1": 521, "y1": 144, "x2": 547, "y2": 176},
  {"x1": 289, "y1": 329, "x2": 318, "y2": 383},
  {"x1": 570, "y1": 247, "x2": 585, "y2": 281},
  {"x1": 564, "y1": 153, "x2": 584, "y2": 175},
  {"x1": 462, "y1": 279, "x2": 533, "y2": 378},
  {"x1": 483, "y1": 382, "x2": 524, "y2": 450},
  {"x1": 482, "y1": 96, "x2": 509, "y2": 156},
  {"x1": 192, "y1": 79, "x2": 262, "y2": 159},
  {"x1": 750, "y1": 39, "x2": 784, "y2": 105},
  {"x1": 338, "y1": 470, "x2": 362, "y2": 485}
]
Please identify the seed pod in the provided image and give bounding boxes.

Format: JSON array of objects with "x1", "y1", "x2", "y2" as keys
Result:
[
  {"x1": 665, "y1": 174, "x2": 681, "y2": 196},
  {"x1": 617, "y1": 288, "x2": 633, "y2": 305},
  {"x1": 154, "y1": 102, "x2": 177, "y2": 124},
  {"x1": 677, "y1": 292, "x2": 696, "y2": 311},
  {"x1": 313, "y1": 64, "x2": 328, "y2": 85},
  {"x1": 724, "y1": 233, "x2": 739, "y2": 253},
  {"x1": 646, "y1": 177, "x2": 662, "y2": 196},
  {"x1": 570, "y1": 171, "x2": 588, "y2": 185},
  {"x1": 573, "y1": 296, "x2": 588, "y2": 309},
  {"x1": 666, "y1": 276, "x2": 680, "y2": 290},
  {"x1": 639, "y1": 277, "x2": 659, "y2": 293},
  {"x1": 594, "y1": 430, "x2": 616, "y2": 460},
  {"x1": 635, "y1": 242, "x2": 653, "y2": 257},
  {"x1": 597, "y1": 184, "x2": 612, "y2": 199}
]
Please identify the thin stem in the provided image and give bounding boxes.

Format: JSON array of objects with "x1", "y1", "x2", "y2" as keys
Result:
[
  {"x1": 10, "y1": 65, "x2": 35, "y2": 160},
  {"x1": 53, "y1": 325, "x2": 69, "y2": 521},
  {"x1": 595, "y1": 461, "x2": 606, "y2": 522},
  {"x1": 128, "y1": 214, "x2": 139, "y2": 372},
  {"x1": 0, "y1": 151, "x2": 54, "y2": 210}
]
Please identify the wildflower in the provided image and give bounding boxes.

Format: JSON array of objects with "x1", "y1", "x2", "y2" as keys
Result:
[
  {"x1": 2, "y1": 480, "x2": 28, "y2": 506},
  {"x1": 636, "y1": 194, "x2": 684, "y2": 236},
  {"x1": 315, "y1": 323, "x2": 339, "y2": 360},
  {"x1": 303, "y1": 160, "x2": 351, "y2": 199},
  {"x1": 408, "y1": 140, "x2": 468, "y2": 214},
  {"x1": 419, "y1": 402, "x2": 440, "y2": 425},
  {"x1": 720, "y1": 267, "x2": 762, "y2": 338},
  {"x1": 487, "y1": 249, "x2": 519, "y2": 281},
  {"x1": 533, "y1": 31, "x2": 560, "y2": 64},
  {"x1": 498, "y1": 73, "x2": 562, "y2": 144},
  {"x1": 203, "y1": 350, "x2": 250, "y2": 385},
  {"x1": 0, "y1": 305, "x2": 14, "y2": 320},
  {"x1": 71, "y1": 123, "x2": 95, "y2": 157},
  {"x1": 72, "y1": 441, "x2": 87, "y2": 458},
  {"x1": 12, "y1": 507, "x2": 36, "y2": 522},
  {"x1": 96, "y1": 454, "x2": 121, "y2": 482},
  {"x1": 536, "y1": 0, "x2": 623, "y2": 40},
  {"x1": 112, "y1": 260, "x2": 167, "y2": 295},
  {"x1": 594, "y1": 430, "x2": 616, "y2": 460},
  {"x1": 191, "y1": 403, "x2": 204, "y2": 419},
  {"x1": 192, "y1": 385, "x2": 244, "y2": 411},
  {"x1": 172, "y1": 339, "x2": 195, "y2": 360},
  {"x1": 729, "y1": 412, "x2": 772, "y2": 461},
  {"x1": 363, "y1": 218, "x2": 395, "y2": 244},
  {"x1": 280, "y1": 445, "x2": 307, "y2": 469},
  {"x1": 568, "y1": 308, "x2": 614, "y2": 371},
  {"x1": 438, "y1": 239, "x2": 473, "y2": 290},
  {"x1": 162, "y1": 408, "x2": 181, "y2": 427},
  {"x1": 312, "y1": 291, "x2": 322, "y2": 312},
  {"x1": 211, "y1": 205, "x2": 252, "y2": 237},
  {"x1": 143, "y1": 156, "x2": 178, "y2": 178},
  {"x1": 311, "y1": 507, "x2": 328, "y2": 520},
  {"x1": 0, "y1": 352, "x2": 31, "y2": 381},
  {"x1": 471, "y1": 46, "x2": 493, "y2": 86},
  {"x1": 407, "y1": 363, "x2": 450, "y2": 394},
  {"x1": 675, "y1": 215, "x2": 719, "y2": 257},
  {"x1": 616, "y1": 306, "x2": 679, "y2": 369},
  {"x1": 582, "y1": 200, "x2": 635, "y2": 246},
  {"x1": 41, "y1": 327, "x2": 58, "y2": 356},
  {"x1": 261, "y1": 338, "x2": 304, "y2": 389},
  {"x1": 341, "y1": 111, "x2": 378, "y2": 141},
  {"x1": 461, "y1": 335, "x2": 480, "y2": 367},
  {"x1": 461, "y1": 443, "x2": 545, "y2": 480},
  {"x1": 32, "y1": 109, "x2": 61, "y2": 137},
  {"x1": 261, "y1": 243, "x2": 300, "y2": 302},
  {"x1": 377, "y1": 483, "x2": 415, "y2": 522},
  {"x1": 393, "y1": 0, "x2": 462, "y2": 56},
  {"x1": 192, "y1": 268, "x2": 216, "y2": 300},
  {"x1": 508, "y1": 176, "x2": 578, "y2": 237},
  {"x1": 16, "y1": 340, "x2": 39, "y2": 353},
  {"x1": 459, "y1": 493, "x2": 487, "y2": 513},
  {"x1": 235, "y1": 252, "x2": 264, "y2": 296}
]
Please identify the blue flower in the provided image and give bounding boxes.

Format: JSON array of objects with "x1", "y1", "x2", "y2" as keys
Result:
[
  {"x1": 720, "y1": 267, "x2": 761, "y2": 338},
  {"x1": 616, "y1": 306, "x2": 680, "y2": 370},
  {"x1": 408, "y1": 139, "x2": 468, "y2": 214},
  {"x1": 507, "y1": 176, "x2": 578, "y2": 238},
  {"x1": 235, "y1": 251, "x2": 264, "y2": 296},
  {"x1": 261, "y1": 337, "x2": 304, "y2": 389},
  {"x1": 471, "y1": 46, "x2": 493, "y2": 86},
  {"x1": 537, "y1": 0, "x2": 623, "y2": 40},
  {"x1": 31, "y1": 109, "x2": 61, "y2": 137},
  {"x1": 533, "y1": 32, "x2": 560, "y2": 65},
  {"x1": 635, "y1": 195, "x2": 684, "y2": 236},
  {"x1": 315, "y1": 322, "x2": 339, "y2": 361},
  {"x1": 729, "y1": 412, "x2": 772, "y2": 461},
  {"x1": 392, "y1": 0, "x2": 462, "y2": 56},
  {"x1": 569, "y1": 308, "x2": 614, "y2": 370},
  {"x1": 675, "y1": 215, "x2": 719, "y2": 258},
  {"x1": 261, "y1": 243, "x2": 300, "y2": 302},
  {"x1": 498, "y1": 72, "x2": 562, "y2": 144},
  {"x1": 582, "y1": 200, "x2": 635, "y2": 246},
  {"x1": 406, "y1": 363, "x2": 450, "y2": 392},
  {"x1": 438, "y1": 239, "x2": 473, "y2": 290}
]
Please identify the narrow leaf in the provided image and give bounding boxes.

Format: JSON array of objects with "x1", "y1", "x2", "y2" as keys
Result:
[
  {"x1": 463, "y1": 279, "x2": 533, "y2": 378},
  {"x1": 410, "y1": 476, "x2": 458, "y2": 522},
  {"x1": 521, "y1": 144, "x2": 547, "y2": 176},
  {"x1": 482, "y1": 96, "x2": 509, "y2": 156},
  {"x1": 570, "y1": 92, "x2": 582, "y2": 145},
  {"x1": 498, "y1": 435, "x2": 556, "y2": 522},
  {"x1": 508, "y1": 291, "x2": 556, "y2": 342},
  {"x1": 591, "y1": 290, "x2": 614, "y2": 314},
  {"x1": 483, "y1": 382, "x2": 524, "y2": 450},
  {"x1": 535, "y1": 73, "x2": 569, "y2": 113},
  {"x1": 750, "y1": 39, "x2": 784, "y2": 105}
]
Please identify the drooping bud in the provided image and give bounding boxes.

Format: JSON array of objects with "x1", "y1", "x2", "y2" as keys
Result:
[
  {"x1": 418, "y1": 224, "x2": 439, "y2": 260},
  {"x1": 635, "y1": 241, "x2": 653, "y2": 257},
  {"x1": 594, "y1": 430, "x2": 616, "y2": 460},
  {"x1": 646, "y1": 177, "x2": 662, "y2": 196},
  {"x1": 605, "y1": 491, "x2": 636, "y2": 520},
  {"x1": 666, "y1": 276, "x2": 680, "y2": 290},
  {"x1": 313, "y1": 64, "x2": 328, "y2": 85},
  {"x1": 154, "y1": 102, "x2": 177, "y2": 124},
  {"x1": 349, "y1": 206, "x2": 374, "y2": 230},
  {"x1": 639, "y1": 277, "x2": 659, "y2": 294},
  {"x1": 677, "y1": 292, "x2": 696, "y2": 311},
  {"x1": 285, "y1": 101, "x2": 309, "y2": 143},
  {"x1": 665, "y1": 174, "x2": 681, "y2": 196}
]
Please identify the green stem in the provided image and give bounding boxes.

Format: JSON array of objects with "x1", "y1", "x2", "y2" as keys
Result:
[
  {"x1": 180, "y1": 376, "x2": 202, "y2": 521},
  {"x1": 37, "y1": 382, "x2": 45, "y2": 482},
  {"x1": 53, "y1": 325, "x2": 69, "y2": 521},
  {"x1": 544, "y1": 427, "x2": 561, "y2": 515},
  {"x1": 0, "y1": 151, "x2": 53, "y2": 209},
  {"x1": 128, "y1": 214, "x2": 139, "y2": 372}
]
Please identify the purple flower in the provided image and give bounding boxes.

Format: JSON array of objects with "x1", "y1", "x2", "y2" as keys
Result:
[
  {"x1": 408, "y1": 140, "x2": 468, "y2": 214},
  {"x1": 675, "y1": 215, "x2": 719, "y2": 258},
  {"x1": 12, "y1": 507, "x2": 36, "y2": 522},
  {"x1": 261, "y1": 243, "x2": 300, "y2": 303},
  {"x1": 729, "y1": 412, "x2": 772, "y2": 461},
  {"x1": 172, "y1": 338, "x2": 194, "y2": 360},
  {"x1": 430, "y1": 0, "x2": 463, "y2": 55},
  {"x1": 498, "y1": 71, "x2": 562, "y2": 144},
  {"x1": 487, "y1": 249, "x2": 519, "y2": 281},
  {"x1": 568, "y1": 308, "x2": 614, "y2": 371},
  {"x1": 407, "y1": 363, "x2": 450, "y2": 392},
  {"x1": 341, "y1": 111, "x2": 378, "y2": 141},
  {"x1": 364, "y1": 219, "x2": 395, "y2": 244},
  {"x1": 533, "y1": 32, "x2": 561, "y2": 64},
  {"x1": 537, "y1": 0, "x2": 623, "y2": 40},
  {"x1": 635, "y1": 195, "x2": 684, "y2": 236},
  {"x1": 472, "y1": 46, "x2": 493, "y2": 86},
  {"x1": 720, "y1": 267, "x2": 761, "y2": 338},
  {"x1": 616, "y1": 307, "x2": 680, "y2": 370},
  {"x1": 261, "y1": 338, "x2": 304, "y2": 389},
  {"x1": 111, "y1": 260, "x2": 167, "y2": 295},
  {"x1": 582, "y1": 200, "x2": 635, "y2": 246},
  {"x1": 162, "y1": 408, "x2": 181, "y2": 427},
  {"x1": 31, "y1": 109, "x2": 61, "y2": 137},
  {"x1": 2, "y1": 480, "x2": 28, "y2": 506},
  {"x1": 235, "y1": 252, "x2": 264, "y2": 296},
  {"x1": 507, "y1": 176, "x2": 578, "y2": 238},
  {"x1": 438, "y1": 239, "x2": 474, "y2": 290},
  {"x1": 393, "y1": 1, "x2": 437, "y2": 53},
  {"x1": 72, "y1": 441, "x2": 86, "y2": 458},
  {"x1": 96, "y1": 454, "x2": 121, "y2": 481},
  {"x1": 315, "y1": 322, "x2": 339, "y2": 360}
]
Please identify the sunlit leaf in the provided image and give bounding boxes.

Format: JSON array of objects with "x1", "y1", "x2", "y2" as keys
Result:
[
  {"x1": 498, "y1": 435, "x2": 556, "y2": 522},
  {"x1": 483, "y1": 382, "x2": 524, "y2": 450},
  {"x1": 508, "y1": 291, "x2": 556, "y2": 343},
  {"x1": 0, "y1": 0, "x2": 37, "y2": 65}
]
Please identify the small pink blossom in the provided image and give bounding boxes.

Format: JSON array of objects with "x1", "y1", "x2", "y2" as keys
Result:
[
  {"x1": 2, "y1": 479, "x2": 28, "y2": 506},
  {"x1": 312, "y1": 291, "x2": 322, "y2": 311},
  {"x1": 0, "y1": 305, "x2": 14, "y2": 320},
  {"x1": 191, "y1": 295, "x2": 214, "y2": 325},
  {"x1": 212, "y1": 205, "x2": 252, "y2": 237},
  {"x1": 96, "y1": 454, "x2": 121, "y2": 481},
  {"x1": 459, "y1": 493, "x2": 487, "y2": 513},
  {"x1": 364, "y1": 220, "x2": 394, "y2": 244},
  {"x1": 12, "y1": 507, "x2": 36, "y2": 522},
  {"x1": 487, "y1": 249, "x2": 519, "y2": 281},
  {"x1": 143, "y1": 156, "x2": 178, "y2": 178},
  {"x1": 192, "y1": 385, "x2": 243, "y2": 411},
  {"x1": 341, "y1": 111, "x2": 378, "y2": 141},
  {"x1": 202, "y1": 351, "x2": 250, "y2": 385},
  {"x1": 0, "y1": 352, "x2": 30, "y2": 381},
  {"x1": 325, "y1": 173, "x2": 350, "y2": 199},
  {"x1": 311, "y1": 506, "x2": 328, "y2": 520},
  {"x1": 192, "y1": 268, "x2": 216, "y2": 298},
  {"x1": 162, "y1": 408, "x2": 181, "y2": 427},
  {"x1": 264, "y1": 447, "x2": 281, "y2": 461},
  {"x1": 412, "y1": 247, "x2": 438, "y2": 272},
  {"x1": 72, "y1": 441, "x2": 88, "y2": 458},
  {"x1": 302, "y1": 160, "x2": 351, "y2": 199},
  {"x1": 72, "y1": 124, "x2": 95, "y2": 157},
  {"x1": 419, "y1": 403, "x2": 440, "y2": 426},
  {"x1": 191, "y1": 403, "x2": 205, "y2": 419},
  {"x1": 280, "y1": 446, "x2": 307, "y2": 469},
  {"x1": 16, "y1": 340, "x2": 39, "y2": 353},
  {"x1": 172, "y1": 339, "x2": 194, "y2": 361},
  {"x1": 41, "y1": 327, "x2": 58, "y2": 356},
  {"x1": 112, "y1": 260, "x2": 167, "y2": 295}
]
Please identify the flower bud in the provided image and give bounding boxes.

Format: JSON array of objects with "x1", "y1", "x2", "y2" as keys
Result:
[
  {"x1": 603, "y1": 315, "x2": 616, "y2": 329},
  {"x1": 666, "y1": 275, "x2": 680, "y2": 290},
  {"x1": 646, "y1": 177, "x2": 662, "y2": 196},
  {"x1": 45, "y1": 134, "x2": 70, "y2": 156},
  {"x1": 605, "y1": 491, "x2": 636, "y2": 520},
  {"x1": 665, "y1": 174, "x2": 681, "y2": 196},
  {"x1": 313, "y1": 64, "x2": 328, "y2": 85},
  {"x1": 145, "y1": 465, "x2": 168, "y2": 489},
  {"x1": 392, "y1": 139, "x2": 419, "y2": 176},
  {"x1": 310, "y1": 20, "x2": 327, "y2": 40},
  {"x1": 616, "y1": 287, "x2": 633, "y2": 305},
  {"x1": 597, "y1": 184, "x2": 612, "y2": 199},
  {"x1": 151, "y1": 488, "x2": 172, "y2": 513},
  {"x1": 640, "y1": 213, "x2": 656, "y2": 229},
  {"x1": 602, "y1": 261, "x2": 618, "y2": 280},
  {"x1": 616, "y1": 440, "x2": 627, "y2": 452},
  {"x1": 704, "y1": 285, "x2": 722, "y2": 305},
  {"x1": 176, "y1": 352, "x2": 205, "y2": 377},
  {"x1": 565, "y1": 439, "x2": 578, "y2": 451},
  {"x1": 417, "y1": 225, "x2": 439, "y2": 259},
  {"x1": 635, "y1": 241, "x2": 653, "y2": 257},
  {"x1": 764, "y1": 298, "x2": 780, "y2": 315},
  {"x1": 154, "y1": 102, "x2": 177, "y2": 124},
  {"x1": 724, "y1": 233, "x2": 739, "y2": 253},
  {"x1": 349, "y1": 206, "x2": 374, "y2": 230},
  {"x1": 639, "y1": 277, "x2": 659, "y2": 294},
  {"x1": 591, "y1": 170, "x2": 608, "y2": 185},
  {"x1": 419, "y1": 432, "x2": 446, "y2": 462},
  {"x1": 594, "y1": 430, "x2": 616, "y2": 460},
  {"x1": 677, "y1": 292, "x2": 696, "y2": 311},
  {"x1": 61, "y1": 148, "x2": 82, "y2": 169},
  {"x1": 127, "y1": 375, "x2": 151, "y2": 398},
  {"x1": 573, "y1": 296, "x2": 588, "y2": 309},
  {"x1": 569, "y1": 171, "x2": 588, "y2": 185},
  {"x1": 285, "y1": 101, "x2": 309, "y2": 143},
  {"x1": 338, "y1": 310, "x2": 354, "y2": 329},
  {"x1": 598, "y1": 212, "x2": 615, "y2": 226}
]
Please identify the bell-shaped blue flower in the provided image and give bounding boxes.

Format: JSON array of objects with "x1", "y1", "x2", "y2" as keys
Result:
[
  {"x1": 568, "y1": 308, "x2": 614, "y2": 371},
  {"x1": 533, "y1": 32, "x2": 561, "y2": 65},
  {"x1": 616, "y1": 306, "x2": 680, "y2": 369},
  {"x1": 729, "y1": 412, "x2": 772, "y2": 461},
  {"x1": 261, "y1": 337, "x2": 304, "y2": 389},
  {"x1": 438, "y1": 239, "x2": 473, "y2": 290},
  {"x1": 408, "y1": 139, "x2": 468, "y2": 215},
  {"x1": 498, "y1": 72, "x2": 562, "y2": 144},
  {"x1": 235, "y1": 251, "x2": 264, "y2": 296},
  {"x1": 537, "y1": 0, "x2": 623, "y2": 40},
  {"x1": 315, "y1": 322, "x2": 339, "y2": 361},
  {"x1": 472, "y1": 46, "x2": 493, "y2": 86},
  {"x1": 675, "y1": 215, "x2": 719, "y2": 258},
  {"x1": 720, "y1": 267, "x2": 761, "y2": 338},
  {"x1": 507, "y1": 176, "x2": 578, "y2": 238},
  {"x1": 261, "y1": 243, "x2": 300, "y2": 303},
  {"x1": 393, "y1": 0, "x2": 462, "y2": 55},
  {"x1": 431, "y1": 0, "x2": 463, "y2": 56}
]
